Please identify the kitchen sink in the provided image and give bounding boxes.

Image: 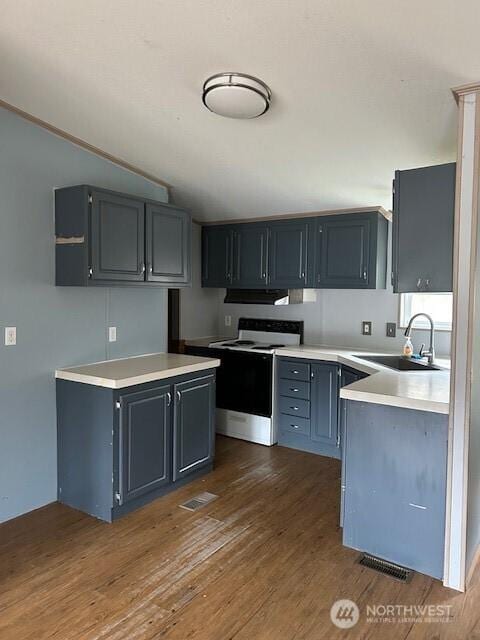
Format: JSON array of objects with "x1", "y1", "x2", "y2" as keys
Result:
[{"x1": 356, "y1": 355, "x2": 441, "y2": 371}]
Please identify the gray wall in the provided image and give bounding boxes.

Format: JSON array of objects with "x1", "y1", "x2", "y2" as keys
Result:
[
  {"x1": 0, "y1": 107, "x2": 168, "y2": 523},
  {"x1": 180, "y1": 222, "x2": 220, "y2": 340}
]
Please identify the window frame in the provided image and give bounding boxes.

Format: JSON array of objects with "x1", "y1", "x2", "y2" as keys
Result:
[{"x1": 398, "y1": 292, "x2": 453, "y2": 332}]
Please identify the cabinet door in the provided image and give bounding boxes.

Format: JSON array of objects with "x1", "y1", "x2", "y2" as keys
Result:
[
  {"x1": 339, "y1": 368, "x2": 362, "y2": 527},
  {"x1": 268, "y1": 220, "x2": 310, "y2": 288},
  {"x1": 310, "y1": 363, "x2": 339, "y2": 447},
  {"x1": 232, "y1": 225, "x2": 269, "y2": 288},
  {"x1": 202, "y1": 226, "x2": 233, "y2": 287},
  {"x1": 316, "y1": 216, "x2": 371, "y2": 288},
  {"x1": 146, "y1": 203, "x2": 191, "y2": 285},
  {"x1": 173, "y1": 375, "x2": 215, "y2": 481},
  {"x1": 118, "y1": 385, "x2": 171, "y2": 505},
  {"x1": 393, "y1": 163, "x2": 455, "y2": 293},
  {"x1": 90, "y1": 190, "x2": 145, "y2": 282}
]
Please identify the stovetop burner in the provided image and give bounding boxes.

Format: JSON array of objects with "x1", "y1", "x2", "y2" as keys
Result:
[{"x1": 252, "y1": 344, "x2": 286, "y2": 350}]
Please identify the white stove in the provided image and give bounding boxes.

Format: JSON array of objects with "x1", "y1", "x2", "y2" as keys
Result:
[
  {"x1": 209, "y1": 319, "x2": 302, "y2": 354},
  {"x1": 208, "y1": 318, "x2": 304, "y2": 446}
]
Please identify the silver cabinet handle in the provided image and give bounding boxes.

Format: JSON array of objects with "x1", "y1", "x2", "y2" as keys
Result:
[
  {"x1": 88, "y1": 266, "x2": 93, "y2": 278},
  {"x1": 292, "y1": 370, "x2": 299, "y2": 374},
  {"x1": 290, "y1": 388, "x2": 299, "y2": 392},
  {"x1": 167, "y1": 392, "x2": 171, "y2": 406},
  {"x1": 291, "y1": 424, "x2": 300, "y2": 429},
  {"x1": 176, "y1": 390, "x2": 181, "y2": 403},
  {"x1": 417, "y1": 277, "x2": 423, "y2": 290},
  {"x1": 290, "y1": 406, "x2": 299, "y2": 411},
  {"x1": 141, "y1": 263, "x2": 146, "y2": 274}
]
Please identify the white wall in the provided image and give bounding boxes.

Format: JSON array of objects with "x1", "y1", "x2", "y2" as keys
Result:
[{"x1": 180, "y1": 223, "x2": 220, "y2": 340}]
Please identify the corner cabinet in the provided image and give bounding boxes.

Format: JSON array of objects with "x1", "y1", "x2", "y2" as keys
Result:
[
  {"x1": 55, "y1": 185, "x2": 191, "y2": 287},
  {"x1": 393, "y1": 163, "x2": 455, "y2": 293},
  {"x1": 201, "y1": 210, "x2": 388, "y2": 290},
  {"x1": 57, "y1": 370, "x2": 215, "y2": 522}
]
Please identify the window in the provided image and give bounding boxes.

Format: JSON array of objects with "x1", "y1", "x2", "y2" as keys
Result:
[{"x1": 399, "y1": 293, "x2": 453, "y2": 332}]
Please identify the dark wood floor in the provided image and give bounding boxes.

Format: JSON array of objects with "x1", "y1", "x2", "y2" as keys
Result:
[{"x1": 0, "y1": 436, "x2": 478, "y2": 639}]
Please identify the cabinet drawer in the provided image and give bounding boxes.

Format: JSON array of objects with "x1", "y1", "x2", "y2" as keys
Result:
[
  {"x1": 278, "y1": 413, "x2": 310, "y2": 436},
  {"x1": 278, "y1": 360, "x2": 310, "y2": 382},
  {"x1": 278, "y1": 396, "x2": 310, "y2": 419},
  {"x1": 278, "y1": 378, "x2": 310, "y2": 400}
]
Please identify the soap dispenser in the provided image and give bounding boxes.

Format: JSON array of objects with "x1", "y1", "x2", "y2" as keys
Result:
[{"x1": 403, "y1": 336, "x2": 413, "y2": 357}]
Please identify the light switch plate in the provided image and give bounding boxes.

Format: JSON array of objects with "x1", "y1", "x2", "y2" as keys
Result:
[
  {"x1": 362, "y1": 321, "x2": 372, "y2": 336},
  {"x1": 5, "y1": 326, "x2": 16, "y2": 346},
  {"x1": 108, "y1": 326, "x2": 117, "y2": 342},
  {"x1": 386, "y1": 322, "x2": 397, "y2": 338},
  {"x1": 224, "y1": 315, "x2": 232, "y2": 327}
]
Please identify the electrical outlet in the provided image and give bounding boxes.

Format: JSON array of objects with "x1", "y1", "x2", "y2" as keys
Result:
[
  {"x1": 108, "y1": 326, "x2": 117, "y2": 342},
  {"x1": 362, "y1": 321, "x2": 372, "y2": 336},
  {"x1": 224, "y1": 315, "x2": 232, "y2": 327},
  {"x1": 386, "y1": 322, "x2": 397, "y2": 338},
  {"x1": 5, "y1": 326, "x2": 16, "y2": 346}
]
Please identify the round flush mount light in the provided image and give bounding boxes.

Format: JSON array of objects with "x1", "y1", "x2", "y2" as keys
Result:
[{"x1": 202, "y1": 72, "x2": 272, "y2": 119}]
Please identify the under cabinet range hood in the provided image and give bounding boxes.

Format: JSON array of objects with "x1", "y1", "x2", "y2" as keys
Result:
[{"x1": 224, "y1": 289, "x2": 316, "y2": 305}]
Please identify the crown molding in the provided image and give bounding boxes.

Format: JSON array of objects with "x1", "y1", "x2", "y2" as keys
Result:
[{"x1": 452, "y1": 82, "x2": 480, "y2": 104}]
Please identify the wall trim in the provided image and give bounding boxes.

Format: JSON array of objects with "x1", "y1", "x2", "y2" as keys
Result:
[
  {"x1": 452, "y1": 82, "x2": 480, "y2": 103},
  {"x1": 201, "y1": 205, "x2": 392, "y2": 226},
  {"x1": 0, "y1": 98, "x2": 171, "y2": 191}
]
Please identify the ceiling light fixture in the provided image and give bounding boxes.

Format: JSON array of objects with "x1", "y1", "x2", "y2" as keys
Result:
[{"x1": 202, "y1": 72, "x2": 272, "y2": 119}]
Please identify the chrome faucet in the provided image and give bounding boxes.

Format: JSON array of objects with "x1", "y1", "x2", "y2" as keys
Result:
[{"x1": 404, "y1": 313, "x2": 435, "y2": 365}]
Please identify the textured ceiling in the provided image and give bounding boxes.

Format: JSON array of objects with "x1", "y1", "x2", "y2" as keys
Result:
[{"x1": 0, "y1": 0, "x2": 475, "y2": 220}]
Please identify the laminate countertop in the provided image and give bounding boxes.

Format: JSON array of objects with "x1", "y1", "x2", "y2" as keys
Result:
[
  {"x1": 277, "y1": 345, "x2": 450, "y2": 415},
  {"x1": 55, "y1": 353, "x2": 221, "y2": 389}
]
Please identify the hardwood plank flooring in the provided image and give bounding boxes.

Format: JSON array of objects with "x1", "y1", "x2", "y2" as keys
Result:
[{"x1": 0, "y1": 436, "x2": 478, "y2": 639}]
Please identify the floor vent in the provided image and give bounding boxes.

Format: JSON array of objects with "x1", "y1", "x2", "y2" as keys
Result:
[
  {"x1": 358, "y1": 553, "x2": 413, "y2": 582},
  {"x1": 179, "y1": 492, "x2": 218, "y2": 512}
]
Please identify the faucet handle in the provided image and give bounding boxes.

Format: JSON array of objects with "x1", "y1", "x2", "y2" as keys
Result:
[{"x1": 419, "y1": 343, "x2": 426, "y2": 357}]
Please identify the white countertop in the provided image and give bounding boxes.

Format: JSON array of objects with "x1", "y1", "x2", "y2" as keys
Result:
[
  {"x1": 55, "y1": 353, "x2": 221, "y2": 389},
  {"x1": 276, "y1": 345, "x2": 450, "y2": 414}
]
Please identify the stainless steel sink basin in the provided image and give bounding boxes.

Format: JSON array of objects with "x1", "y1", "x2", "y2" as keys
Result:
[{"x1": 357, "y1": 355, "x2": 441, "y2": 371}]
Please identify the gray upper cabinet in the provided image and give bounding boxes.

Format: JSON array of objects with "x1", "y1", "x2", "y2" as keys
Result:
[
  {"x1": 173, "y1": 374, "x2": 215, "y2": 481},
  {"x1": 315, "y1": 212, "x2": 388, "y2": 289},
  {"x1": 91, "y1": 190, "x2": 145, "y2": 282},
  {"x1": 393, "y1": 163, "x2": 455, "y2": 293},
  {"x1": 231, "y1": 224, "x2": 269, "y2": 288},
  {"x1": 268, "y1": 219, "x2": 311, "y2": 288},
  {"x1": 118, "y1": 385, "x2": 171, "y2": 505},
  {"x1": 55, "y1": 185, "x2": 191, "y2": 287},
  {"x1": 200, "y1": 210, "x2": 388, "y2": 290},
  {"x1": 146, "y1": 203, "x2": 191, "y2": 285},
  {"x1": 202, "y1": 226, "x2": 233, "y2": 287}
]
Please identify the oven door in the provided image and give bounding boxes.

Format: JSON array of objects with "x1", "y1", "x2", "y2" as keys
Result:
[{"x1": 217, "y1": 350, "x2": 272, "y2": 418}]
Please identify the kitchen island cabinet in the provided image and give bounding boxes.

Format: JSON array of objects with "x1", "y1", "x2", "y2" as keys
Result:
[{"x1": 56, "y1": 353, "x2": 219, "y2": 522}]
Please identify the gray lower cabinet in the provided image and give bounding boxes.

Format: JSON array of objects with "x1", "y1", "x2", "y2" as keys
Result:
[
  {"x1": 276, "y1": 357, "x2": 340, "y2": 459},
  {"x1": 173, "y1": 376, "x2": 215, "y2": 481},
  {"x1": 55, "y1": 185, "x2": 192, "y2": 287},
  {"x1": 393, "y1": 163, "x2": 455, "y2": 293},
  {"x1": 342, "y1": 400, "x2": 448, "y2": 579},
  {"x1": 119, "y1": 385, "x2": 171, "y2": 504},
  {"x1": 57, "y1": 369, "x2": 216, "y2": 522}
]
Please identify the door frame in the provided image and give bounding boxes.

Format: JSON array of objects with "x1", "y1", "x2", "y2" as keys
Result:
[{"x1": 444, "y1": 83, "x2": 480, "y2": 591}]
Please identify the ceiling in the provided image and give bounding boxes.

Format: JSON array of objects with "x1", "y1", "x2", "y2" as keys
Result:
[{"x1": 0, "y1": 1, "x2": 476, "y2": 221}]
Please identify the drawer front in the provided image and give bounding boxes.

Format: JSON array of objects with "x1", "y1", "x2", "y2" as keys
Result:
[
  {"x1": 278, "y1": 413, "x2": 310, "y2": 436},
  {"x1": 278, "y1": 396, "x2": 310, "y2": 419},
  {"x1": 278, "y1": 360, "x2": 311, "y2": 382},
  {"x1": 278, "y1": 378, "x2": 310, "y2": 400}
]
